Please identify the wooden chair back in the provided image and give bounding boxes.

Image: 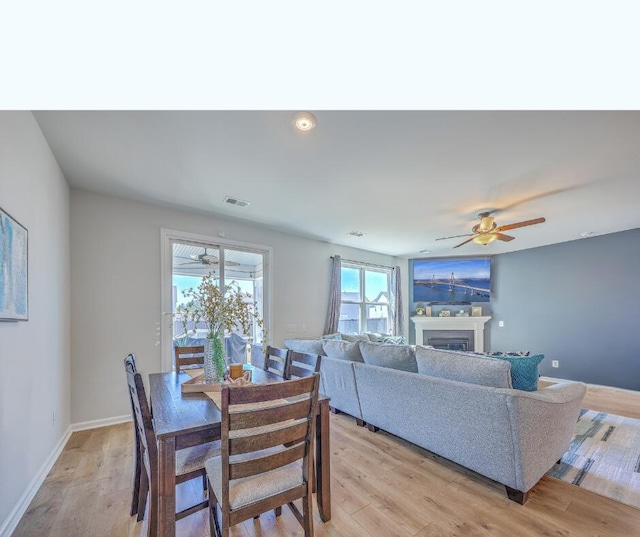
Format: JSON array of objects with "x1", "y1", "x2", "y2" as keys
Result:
[
  {"x1": 175, "y1": 345, "x2": 205, "y2": 373},
  {"x1": 124, "y1": 355, "x2": 158, "y2": 489},
  {"x1": 263, "y1": 346, "x2": 289, "y2": 378},
  {"x1": 286, "y1": 351, "x2": 321, "y2": 380},
  {"x1": 218, "y1": 374, "x2": 320, "y2": 529}
]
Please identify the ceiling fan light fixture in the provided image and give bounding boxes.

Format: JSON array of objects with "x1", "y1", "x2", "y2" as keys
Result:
[{"x1": 472, "y1": 233, "x2": 498, "y2": 246}]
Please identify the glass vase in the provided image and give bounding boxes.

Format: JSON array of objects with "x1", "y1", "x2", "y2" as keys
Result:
[{"x1": 204, "y1": 332, "x2": 227, "y2": 382}]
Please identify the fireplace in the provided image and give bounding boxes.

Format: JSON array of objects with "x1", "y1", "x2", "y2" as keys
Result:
[
  {"x1": 428, "y1": 337, "x2": 471, "y2": 351},
  {"x1": 425, "y1": 329, "x2": 474, "y2": 351},
  {"x1": 411, "y1": 315, "x2": 491, "y2": 352}
]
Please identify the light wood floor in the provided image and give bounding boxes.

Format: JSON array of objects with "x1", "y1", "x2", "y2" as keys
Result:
[{"x1": 13, "y1": 381, "x2": 640, "y2": 537}]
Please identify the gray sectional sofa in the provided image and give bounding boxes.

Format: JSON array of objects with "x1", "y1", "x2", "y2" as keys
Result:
[{"x1": 284, "y1": 338, "x2": 587, "y2": 504}]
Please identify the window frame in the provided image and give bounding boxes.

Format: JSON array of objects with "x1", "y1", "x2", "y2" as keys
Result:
[
  {"x1": 339, "y1": 262, "x2": 392, "y2": 335},
  {"x1": 161, "y1": 228, "x2": 272, "y2": 373}
]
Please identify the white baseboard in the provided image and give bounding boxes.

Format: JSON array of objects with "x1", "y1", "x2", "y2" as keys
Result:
[
  {"x1": 71, "y1": 414, "x2": 131, "y2": 432},
  {"x1": 0, "y1": 414, "x2": 132, "y2": 537},
  {"x1": 0, "y1": 426, "x2": 72, "y2": 537}
]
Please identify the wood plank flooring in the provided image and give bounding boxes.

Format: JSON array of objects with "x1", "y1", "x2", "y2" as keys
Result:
[{"x1": 13, "y1": 381, "x2": 640, "y2": 537}]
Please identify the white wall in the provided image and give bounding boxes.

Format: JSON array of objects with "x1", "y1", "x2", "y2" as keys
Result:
[
  {"x1": 0, "y1": 113, "x2": 70, "y2": 531},
  {"x1": 70, "y1": 190, "x2": 405, "y2": 423}
]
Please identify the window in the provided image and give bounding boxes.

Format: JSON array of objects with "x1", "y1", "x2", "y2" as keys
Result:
[{"x1": 339, "y1": 263, "x2": 391, "y2": 335}]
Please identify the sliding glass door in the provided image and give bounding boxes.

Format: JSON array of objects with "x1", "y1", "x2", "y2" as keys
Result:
[{"x1": 162, "y1": 230, "x2": 270, "y2": 371}]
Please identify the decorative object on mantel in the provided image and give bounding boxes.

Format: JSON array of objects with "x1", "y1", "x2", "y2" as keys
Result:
[
  {"x1": 181, "y1": 369, "x2": 252, "y2": 394},
  {"x1": 0, "y1": 206, "x2": 28, "y2": 321},
  {"x1": 471, "y1": 306, "x2": 483, "y2": 317},
  {"x1": 182, "y1": 273, "x2": 261, "y2": 382},
  {"x1": 439, "y1": 310, "x2": 451, "y2": 317},
  {"x1": 455, "y1": 310, "x2": 469, "y2": 317},
  {"x1": 416, "y1": 306, "x2": 425, "y2": 316},
  {"x1": 425, "y1": 306, "x2": 432, "y2": 317}
]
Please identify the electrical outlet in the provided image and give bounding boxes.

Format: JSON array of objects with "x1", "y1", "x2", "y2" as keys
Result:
[
  {"x1": 498, "y1": 321, "x2": 504, "y2": 327},
  {"x1": 552, "y1": 360, "x2": 559, "y2": 368}
]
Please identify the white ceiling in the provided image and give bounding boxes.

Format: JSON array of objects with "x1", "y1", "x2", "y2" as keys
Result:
[{"x1": 34, "y1": 111, "x2": 640, "y2": 258}]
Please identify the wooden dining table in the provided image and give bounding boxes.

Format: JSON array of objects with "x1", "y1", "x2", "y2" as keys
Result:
[{"x1": 149, "y1": 366, "x2": 331, "y2": 537}]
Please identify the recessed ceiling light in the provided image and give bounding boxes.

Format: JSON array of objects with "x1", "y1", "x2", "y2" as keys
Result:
[
  {"x1": 347, "y1": 230, "x2": 366, "y2": 237},
  {"x1": 292, "y1": 112, "x2": 316, "y2": 132},
  {"x1": 420, "y1": 250, "x2": 431, "y2": 254}
]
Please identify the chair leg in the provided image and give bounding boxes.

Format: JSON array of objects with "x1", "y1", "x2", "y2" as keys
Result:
[
  {"x1": 130, "y1": 440, "x2": 142, "y2": 516},
  {"x1": 302, "y1": 493, "x2": 314, "y2": 536},
  {"x1": 275, "y1": 506, "x2": 282, "y2": 516},
  {"x1": 137, "y1": 466, "x2": 149, "y2": 522},
  {"x1": 203, "y1": 473, "x2": 208, "y2": 491},
  {"x1": 147, "y1": 469, "x2": 158, "y2": 537}
]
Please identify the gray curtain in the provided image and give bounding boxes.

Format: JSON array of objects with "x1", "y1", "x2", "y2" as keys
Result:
[
  {"x1": 324, "y1": 255, "x2": 341, "y2": 335},
  {"x1": 391, "y1": 265, "x2": 405, "y2": 336}
]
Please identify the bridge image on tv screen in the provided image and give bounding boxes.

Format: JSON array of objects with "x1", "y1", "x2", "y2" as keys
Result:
[{"x1": 413, "y1": 258, "x2": 491, "y2": 303}]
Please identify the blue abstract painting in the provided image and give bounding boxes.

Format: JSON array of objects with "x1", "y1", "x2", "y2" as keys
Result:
[{"x1": 0, "y1": 207, "x2": 28, "y2": 320}]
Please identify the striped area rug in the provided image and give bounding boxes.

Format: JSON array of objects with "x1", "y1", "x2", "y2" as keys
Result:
[{"x1": 547, "y1": 409, "x2": 640, "y2": 509}]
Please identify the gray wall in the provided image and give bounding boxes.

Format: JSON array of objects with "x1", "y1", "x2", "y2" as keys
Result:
[
  {"x1": 0, "y1": 113, "x2": 70, "y2": 531},
  {"x1": 70, "y1": 190, "x2": 406, "y2": 424},
  {"x1": 490, "y1": 228, "x2": 640, "y2": 391}
]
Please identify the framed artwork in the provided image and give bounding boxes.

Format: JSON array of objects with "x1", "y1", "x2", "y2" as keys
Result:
[
  {"x1": 471, "y1": 306, "x2": 483, "y2": 317},
  {"x1": 0, "y1": 207, "x2": 28, "y2": 321}
]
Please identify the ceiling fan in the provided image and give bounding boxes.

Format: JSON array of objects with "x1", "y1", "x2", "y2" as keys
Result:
[
  {"x1": 436, "y1": 212, "x2": 546, "y2": 248},
  {"x1": 177, "y1": 248, "x2": 240, "y2": 267}
]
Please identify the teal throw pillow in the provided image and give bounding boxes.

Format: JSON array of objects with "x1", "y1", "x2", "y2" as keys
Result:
[{"x1": 491, "y1": 353, "x2": 544, "y2": 391}]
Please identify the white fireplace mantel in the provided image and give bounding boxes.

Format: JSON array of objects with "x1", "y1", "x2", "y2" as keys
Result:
[{"x1": 411, "y1": 315, "x2": 492, "y2": 352}]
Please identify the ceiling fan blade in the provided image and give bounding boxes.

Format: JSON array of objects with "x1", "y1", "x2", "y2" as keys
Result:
[
  {"x1": 453, "y1": 237, "x2": 476, "y2": 249},
  {"x1": 495, "y1": 217, "x2": 546, "y2": 232},
  {"x1": 495, "y1": 233, "x2": 515, "y2": 242},
  {"x1": 435, "y1": 233, "x2": 474, "y2": 241},
  {"x1": 178, "y1": 261, "x2": 202, "y2": 266}
]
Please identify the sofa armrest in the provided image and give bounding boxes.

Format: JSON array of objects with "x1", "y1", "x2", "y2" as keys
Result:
[{"x1": 505, "y1": 381, "x2": 587, "y2": 491}]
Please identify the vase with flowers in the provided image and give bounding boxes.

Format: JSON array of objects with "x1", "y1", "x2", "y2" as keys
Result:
[{"x1": 182, "y1": 273, "x2": 261, "y2": 382}]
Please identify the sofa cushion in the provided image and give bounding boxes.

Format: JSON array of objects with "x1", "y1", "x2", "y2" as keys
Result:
[
  {"x1": 321, "y1": 332, "x2": 343, "y2": 340},
  {"x1": 359, "y1": 341, "x2": 418, "y2": 372},
  {"x1": 381, "y1": 335, "x2": 407, "y2": 344},
  {"x1": 490, "y1": 354, "x2": 544, "y2": 391},
  {"x1": 340, "y1": 333, "x2": 370, "y2": 343},
  {"x1": 322, "y1": 340, "x2": 364, "y2": 362},
  {"x1": 415, "y1": 346, "x2": 512, "y2": 388},
  {"x1": 364, "y1": 332, "x2": 383, "y2": 342},
  {"x1": 284, "y1": 339, "x2": 324, "y2": 356}
]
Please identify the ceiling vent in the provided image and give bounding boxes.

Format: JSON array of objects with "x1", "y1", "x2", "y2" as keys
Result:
[
  {"x1": 347, "y1": 230, "x2": 367, "y2": 237},
  {"x1": 223, "y1": 196, "x2": 250, "y2": 208}
]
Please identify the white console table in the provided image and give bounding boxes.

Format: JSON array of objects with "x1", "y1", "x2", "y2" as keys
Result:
[{"x1": 411, "y1": 315, "x2": 492, "y2": 352}]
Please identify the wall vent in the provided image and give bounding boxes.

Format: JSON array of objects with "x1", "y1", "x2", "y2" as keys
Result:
[{"x1": 223, "y1": 196, "x2": 250, "y2": 208}]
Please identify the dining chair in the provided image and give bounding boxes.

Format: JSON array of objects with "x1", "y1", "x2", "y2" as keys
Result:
[
  {"x1": 174, "y1": 345, "x2": 205, "y2": 373},
  {"x1": 286, "y1": 351, "x2": 322, "y2": 380},
  {"x1": 125, "y1": 353, "x2": 143, "y2": 517},
  {"x1": 205, "y1": 373, "x2": 321, "y2": 537},
  {"x1": 263, "y1": 346, "x2": 289, "y2": 378},
  {"x1": 124, "y1": 354, "x2": 220, "y2": 536}
]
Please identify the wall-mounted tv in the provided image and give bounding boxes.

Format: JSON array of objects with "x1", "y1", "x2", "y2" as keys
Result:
[{"x1": 412, "y1": 257, "x2": 491, "y2": 303}]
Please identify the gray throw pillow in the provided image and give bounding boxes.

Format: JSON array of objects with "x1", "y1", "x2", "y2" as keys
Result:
[
  {"x1": 415, "y1": 346, "x2": 512, "y2": 388},
  {"x1": 284, "y1": 339, "x2": 325, "y2": 355},
  {"x1": 359, "y1": 341, "x2": 418, "y2": 372},
  {"x1": 322, "y1": 340, "x2": 364, "y2": 362},
  {"x1": 340, "y1": 333, "x2": 369, "y2": 342}
]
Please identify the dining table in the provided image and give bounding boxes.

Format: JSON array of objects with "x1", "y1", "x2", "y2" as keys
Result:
[{"x1": 149, "y1": 365, "x2": 331, "y2": 537}]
